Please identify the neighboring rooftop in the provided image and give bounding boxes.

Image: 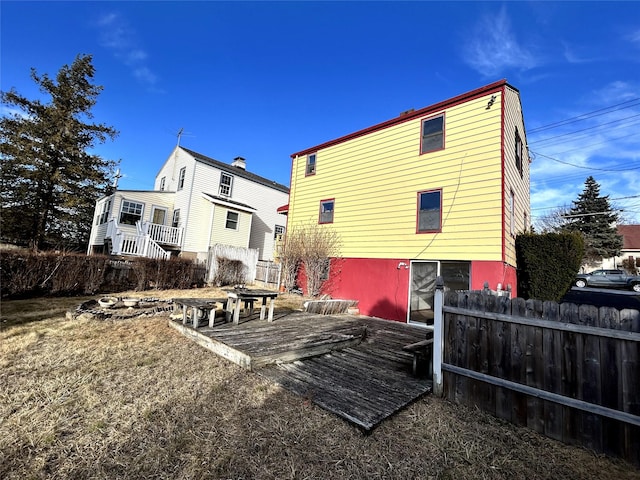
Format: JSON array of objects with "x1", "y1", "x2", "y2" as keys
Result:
[
  {"x1": 618, "y1": 224, "x2": 640, "y2": 250},
  {"x1": 181, "y1": 146, "x2": 290, "y2": 194}
]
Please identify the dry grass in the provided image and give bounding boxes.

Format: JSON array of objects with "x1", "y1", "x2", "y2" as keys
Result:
[{"x1": 1, "y1": 287, "x2": 639, "y2": 480}]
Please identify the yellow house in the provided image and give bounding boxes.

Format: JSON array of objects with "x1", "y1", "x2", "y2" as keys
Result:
[{"x1": 285, "y1": 80, "x2": 531, "y2": 324}]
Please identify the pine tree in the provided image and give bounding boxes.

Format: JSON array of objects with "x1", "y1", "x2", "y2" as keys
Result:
[
  {"x1": 563, "y1": 176, "x2": 623, "y2": 262},
  {"x1": 0, "y1": 54, "x2": 118, "y2": 250}
]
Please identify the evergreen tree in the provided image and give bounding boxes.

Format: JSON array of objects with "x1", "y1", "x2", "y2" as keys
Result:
[
  {"x1": 563, "y1": 176, "x2": 623, "y2": 262},
  {"x1": 0, "y1": 54, "x2": 118, "y2": 250}
]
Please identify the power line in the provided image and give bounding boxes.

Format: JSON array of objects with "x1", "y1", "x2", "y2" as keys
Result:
[
  {"x1": 528, "y1": 98, "x2": 640, "y2": 134},
  {"x1": 530, "y1": 151, "x2": 639, "y2": 172}
]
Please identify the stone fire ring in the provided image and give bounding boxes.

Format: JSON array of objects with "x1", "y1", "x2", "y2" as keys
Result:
[{"x1": 66, "y1": 297, "x2": 175, "y2": 321}]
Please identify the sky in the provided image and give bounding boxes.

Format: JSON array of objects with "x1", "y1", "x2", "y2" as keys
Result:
[{"x1": 2, "y1": 1, "x2": 639, "y2": 225}]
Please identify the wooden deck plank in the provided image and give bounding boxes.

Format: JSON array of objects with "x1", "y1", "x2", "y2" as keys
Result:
[{"x1": 168, "y1": 311, "x2": 432, "y2": 431}]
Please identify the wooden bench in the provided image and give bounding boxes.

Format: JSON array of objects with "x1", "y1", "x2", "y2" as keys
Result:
[{"x1": 403, "y1": 334, "x2": 434, "y2": 377}]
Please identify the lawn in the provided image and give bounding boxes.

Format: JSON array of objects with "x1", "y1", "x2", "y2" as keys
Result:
[{"x1": 1, "y1": 288, "x2": 638, "y2": 480}]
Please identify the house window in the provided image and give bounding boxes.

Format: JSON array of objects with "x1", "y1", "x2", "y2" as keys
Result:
[
  {"x1": 274, "y1": 224, "x2": 285, "y2": 240},
  {"x1": 119, "y1": 200, "x2": 143, "y2": 226},
  {"x1": 219, "y1": 172, "x2": 233, "y2": 197},
  {"x1": 226, "y1": 211, "x2": 239, "y2": 230},
  {"x1": 417, "y1": 190, "x2": 442, "y2": 233},
  {"x1": 319, "y1": 199, "x2": 334, "y2": 224},
  {"x1": 420, "y1": 115, "x2": 444, "y2": 154},
  {"x1": 97, "y1": 199, "x2": 111, "y2": 225},
  {"x1": 172, "y1": 209, "x2": 180, "y2": 228},
  {"x1": 177, "y1": 167, "x2": 186, "y2": 191},
  {"x1": 515, "y1": 128, "x2": 523, "y2": 177},
  {"x1": 306, "y1": 153, "x2": 316, "y2": 176},
  {"x1": 510, "y1": 190, "x2": 516, "y2": 236},
  {"x1": 159, "y1": 176, "x2": 166, "y2": 191}
]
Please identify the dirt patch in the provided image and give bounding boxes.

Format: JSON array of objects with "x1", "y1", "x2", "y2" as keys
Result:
[{"x1": 1, "y1": 290, "x2": 638, "y2": 479}]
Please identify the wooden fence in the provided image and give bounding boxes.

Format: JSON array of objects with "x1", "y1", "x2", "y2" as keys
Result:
[
  {"x1": 255, "y1": 260, "x2": 281, "y2": 287},
  {"x1": 432, "y1": 279, "x2": 640, "y2": 465}
]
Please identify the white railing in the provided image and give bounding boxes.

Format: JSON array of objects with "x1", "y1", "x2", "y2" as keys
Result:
[
  {"x1": 107, "y1": 219, "x2": 171, "y2": 260},
  {"x1": 142, "y1": 221, "x2": 183, "y2": 246}
]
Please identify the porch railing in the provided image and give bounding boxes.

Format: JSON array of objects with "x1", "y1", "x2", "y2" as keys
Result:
[
  {"x1": 106, "y1": 219, "x2": 172, "y2": 260},
  {"x1": 141, "y1": 221, "x2": 183, "y2": 247}
]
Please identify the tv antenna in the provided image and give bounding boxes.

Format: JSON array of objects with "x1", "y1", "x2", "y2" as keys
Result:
[{"x1": 112, "y1": 168, "x2": 122, "y2": 188}]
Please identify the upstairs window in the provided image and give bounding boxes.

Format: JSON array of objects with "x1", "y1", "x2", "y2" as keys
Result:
[
  {"x1": 420, "y1": 115, "x2": 444, "y2": 154},
  {"x1": 417, "y1": 190, "x2": 441, "y2": 233},
  {"x1": 119, "y1": 200, "x2": 143, "y2": 226},
  {"x1": 274, "y1": 224, "x2": 285, "y2": 240},
  {"x1": 515, "y1": 128, "x2": 523, "y2": 177},
  {"x1": 97, "y1": 199, "x2": 111, "y2": 225},
  {"x1": 226, "y1": 211, "x2": 239, "y2": 230},
  {"x1": 159, "y1": 176, "x2": 166, "y2": 191},
  {"x1": 177, "y1": 167, "x2": 186, "y2": 190},
  {"x1": 219, "y1": 172, "x2": 233, "y2": 197},
  {"x1": 306, "y1": 153, "x2": 316, "y2": 176},
  {"x1": 172, "y1": 209, "x2": 180, "y2": 228},
  {"x1": 319, "y1": 199, "x2": 334, "y2": 224}
]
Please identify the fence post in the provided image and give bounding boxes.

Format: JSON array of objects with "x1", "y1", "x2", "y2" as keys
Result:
[{"x1": 433, "y1": 276, "x2": 445, "y2": 396}]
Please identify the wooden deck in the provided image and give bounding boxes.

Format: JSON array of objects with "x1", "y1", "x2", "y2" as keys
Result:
[{"x1": 168, "y1": 311, "x2": 432, "y2": 431}]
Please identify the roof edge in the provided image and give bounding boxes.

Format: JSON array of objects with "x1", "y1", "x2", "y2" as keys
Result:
[{"x1": 290, "y1": 79, "x2": 510, "y2": 158}]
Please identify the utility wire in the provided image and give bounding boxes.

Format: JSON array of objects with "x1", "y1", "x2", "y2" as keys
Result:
[{"x1": 528, "y1": 98, "x2": 640, "y2": 134}]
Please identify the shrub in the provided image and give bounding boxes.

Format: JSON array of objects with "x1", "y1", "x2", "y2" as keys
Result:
[
  {"x1": 516, "y1": 232, "x2": 584, "y2": 301},
  {"x1": 213, "y1": 256, "x2": 247, "y2": 286}
]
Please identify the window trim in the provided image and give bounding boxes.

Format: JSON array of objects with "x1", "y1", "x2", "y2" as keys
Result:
[
  {"x1": 177, "y1": 167, "x2": 186, "y2": 191},
  {"x1": 515, "y1": 128, "x2": 523, "y2": 177},
  {"x1": 219, "y1": 172, "x2": 234, "y2": 197},
  {"x1": 416, "y1": 189, "x2": 442, "y2": 234},
  {"x1": 274, "y1": 224, "x2": 285, "y2": 240},
  {"x1": 225, "y1": 210, "x2": 239, "y2": 230},
  {"x1": 319, "y1": 198, "x2": 335, "y2": 224},
  {"x1": 172, "y1": 209, "x2": 180, "y2": 228},
  {"x1": 119, "y1": 199, "x2": 144, "y2": 226},
  {"x1": 306, "y1": 153, "x2": 317, "y2": 176},
  {"x1": 420, "y1": 114, "x2": 445, "y2": 155},
  {"x1": 159, "y1": 176, "x2": 166, "y2": 191}
]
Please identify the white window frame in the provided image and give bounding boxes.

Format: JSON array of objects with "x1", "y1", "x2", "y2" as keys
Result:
[
  {"x1": 159, "y1": 176, "x2": 166, "y2": 191},
  {"x1": 225, "y1": 211, "x2": 239, "y2": 230},
  {"x1": 219, "y1": 172, "x2": 233, "y2": 197},
  {"x1": 172, "y1": 209, "x2": 180, "y2": 228},
  {"x1": 177, "y1": 167, "x2": 186, "y2": 191},
  {"x1": 119, "y1": 200, "x2": 144, "y2": 226}
]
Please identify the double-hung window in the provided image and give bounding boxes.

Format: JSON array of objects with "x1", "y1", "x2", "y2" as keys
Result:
[
  {"x1": 177, "y1": 167, "x2": 186, "y2": 190},
  {"x1": 97, "y1": 199, "x2": 111, "y2": 225},
  {"x1": 306, "y1": 153, "x2": 316, "y2": 176},
  {"x1": 420, "y1": 115, "x2": 444, "y2": 154},
  {"x1": 172, "y1": 209, "x2": 180, "y2": 228},
  {"x1": 226, "y1": 211, "x2": 239, "y2": 230},
  {"x1": 417, "y1": 190, "x2": 441, "y2": 233},
  {"x1": 319, "y1": 199, "x2": 334, "y2": 224},
  {"x1": 219, "y1": 172, "x2": 233, "y2": 197},
  {"x1": 274, "y1": 224, "x2": 285, "y2": 240},
  {"x1": 119, "y1": 200, "x2": 143, "y2": 226},
  {"x1": 515, "y1": 128, "x2": 523, "y2": 177},
  {"x1": 159, "y1": 176, "x2": 166, "y2": 191}
]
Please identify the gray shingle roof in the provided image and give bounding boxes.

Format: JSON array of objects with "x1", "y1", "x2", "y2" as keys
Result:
[{"x1": 180, "y1": 147, "x2": 289, "y2": 194}]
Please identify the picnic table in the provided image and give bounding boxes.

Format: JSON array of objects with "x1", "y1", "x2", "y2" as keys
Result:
[
  {"x1": 224, "y1": 288, "x2": 279, "y2": 325},
  {"x1": 172, "y1": 298, "x2": 224, "y2": 328}
]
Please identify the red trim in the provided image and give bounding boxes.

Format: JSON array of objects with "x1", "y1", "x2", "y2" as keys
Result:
[
  {"x1": 419, "y1": 113, "x2": 446, "y2": 155},
  {"x1": 319, "y1": 198, "x2": 335, "y2": 224},
  {"x1": 291, "y1": 80, "x2": 509, "y2": 158},
  {"x1": 305, "y1": 153, "x2": 317, "y2": 177},
  {"x1": 416, "y1": 188, "x2": 443, "y2": 234},
  {"x1": 277, "y1": 204, "x2": 289, "y2": 214}
]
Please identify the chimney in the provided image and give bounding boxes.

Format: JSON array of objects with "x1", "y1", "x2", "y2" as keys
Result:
[{"x1": 232, "y1": 156, "x2": 246, "y2": 170}]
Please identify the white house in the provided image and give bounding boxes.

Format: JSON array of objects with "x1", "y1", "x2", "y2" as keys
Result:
[{"x1": 87, "y1": 146, "x2": 290, "y2": 264}]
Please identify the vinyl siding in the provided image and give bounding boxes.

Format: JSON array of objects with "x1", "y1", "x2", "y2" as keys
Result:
[
  {"x1": 211, "y1": 205, "x2": 251, "y2": 248},
  {"x1": 502, "y1": 86, "x2": 531, "y2": 266},
  {"x1": 288, "y1": 91, "x2": 505, "y2": 261}
]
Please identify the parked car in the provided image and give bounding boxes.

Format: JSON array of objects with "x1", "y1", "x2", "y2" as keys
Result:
[{"x1": 575, "y1": 269, "x2": 640, "y2": 292}]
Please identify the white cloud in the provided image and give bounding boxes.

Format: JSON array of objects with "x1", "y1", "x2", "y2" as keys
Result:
[
  {"x1": 94, "y1": 12, "x2": 159, "y2": 89},
  {"x1": 462, "y1": 6, "x2": 538, "y2": 78}
]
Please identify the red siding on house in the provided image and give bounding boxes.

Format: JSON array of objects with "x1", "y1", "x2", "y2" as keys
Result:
[{"x1": 301, "y1": 257, "x2": 518, "y2": 322}]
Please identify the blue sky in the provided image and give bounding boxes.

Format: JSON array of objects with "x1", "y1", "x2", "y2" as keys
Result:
[{"x1": 2, "y1": 1, "x2": 639, "y2": 224}]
